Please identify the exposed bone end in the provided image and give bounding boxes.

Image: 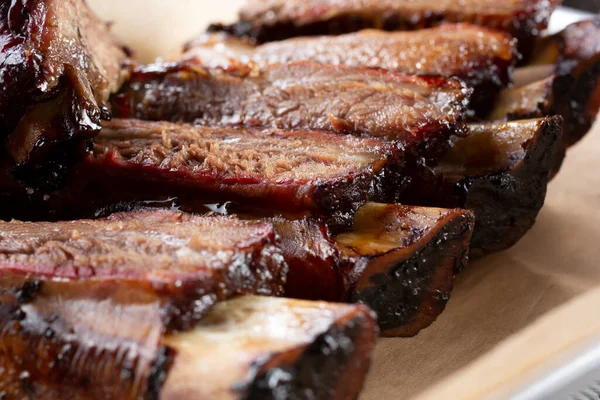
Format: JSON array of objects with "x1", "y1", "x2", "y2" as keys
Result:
[
  {"x1": 337, "y1": 203, "x2": 474, "y2": 337},
  {"x1": 161, "y1": 296, "x2": 378, "y2": 400}
]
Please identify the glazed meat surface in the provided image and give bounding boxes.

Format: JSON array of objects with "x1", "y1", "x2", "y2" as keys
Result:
[
  {"x1": 403, "y1": 117, "x2": 563, "y2": 256},
  {"x1": 97, "y1": 200, "x2": 472, "y2": 337},
  {"x1": 0, "y1": 0, "x2": 128, "y2": 183},
  {"x1": 188, "y1": 25, "x2": 516, "y2": 115},
  {"x1": 491, "y1": 18, "x2": 600, "y2": 148},
  {"x1": 88, "y1": 119, "x2": 401, "y2": 215},
  {"x1": 112, "y1": 61, "x2": 469, "y2": 158},
  {"x1": 270, "y1": 203, "x2": 474, "y2": 337},
  {"x1": 0, "y1": 292, "x2": 377, "y2": 400},
  {"x1": 209, "y1": 0, "x2": 559, "y2": 59},
  {"x1": 0, "y1": 209, "x2": 287, "y2": 330},
  {"x1": 162, "y1": 297, "x2": 377, "y2": 399}
]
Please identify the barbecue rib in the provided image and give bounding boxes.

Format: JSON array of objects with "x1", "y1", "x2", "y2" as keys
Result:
[
  {"x1": 112, "y1": 61, "x2": 469, "y2": 159},
  {"x1": 86, "y1": 119, "x2": 402, "y2": 216},
  {"x1": 208, "y1": 0, "x2": 559, "y2": 59},
  {"x1": 186, "y1": 25, "x2": 516, "y2": 116},
  {"x1": 0, "y1": 165, "x2": 474, "y2": 337},
  {"x1": 173, "y1": 201, "x2": 473, "y2": 337},
  {"x1": 0, "y1": 116, "x2": 560, "y2": 259},
  {"x1": 0, "y1": 209, "x2": 287, "y2": 331},
  {"x1": 402, "y1": 117, "x2": 563, "y2": 257},
  {"x1": 0, "y1": 293, "x2": 377, "y2": 400},
  {"x1": 0, "y1": 0, "x2": 129, "y2": 187},
  {"x1": 489, "y1": 18, "x2": 600, "y2": 148},
  {"x1": 162, "y1": 297, "x2": 377, "y2": 399},
  {"x1": 270, "y1": 203, "x2": 474, "y2": 337}
]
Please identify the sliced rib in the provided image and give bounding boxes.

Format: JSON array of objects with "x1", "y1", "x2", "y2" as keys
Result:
[
  {"x1": 270, "y1": 203, "x2": 474, "y2": 337},
  {"x1": 0, "y1": 209, "x2": 287, "y2": 331},
  {"x1": 208, "y1": 0, "x2": 559, "y2": 59},
  {"x1": 112, "y1": 61, "x2": 469, "y2": 159},
  {"x1": 86, "y1": 119, "x2": 403, "y2": 215},
  {"x1": 489, "y1": 18, "x2": 600, "y2": 148},
  {"x1": 186, "y1": 25, "x2": 516, "y2": 115},
  {"x1": 0, "y1": 292, "x2": 377, "y2": 400},
  {"x1": 402, "y1": 117, "x2": 563, "y2": 257},
  {"x1": 0, "y1": 0, "x2": 129, "y2": 186}
]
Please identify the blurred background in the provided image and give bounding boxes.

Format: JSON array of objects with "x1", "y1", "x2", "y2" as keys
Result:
[
  {"x1": 88, "y1": 0, "x2": 245, "y2": 62},
  {"x1": 564, "y1": 0, "x2": 600, "y2": 12}
]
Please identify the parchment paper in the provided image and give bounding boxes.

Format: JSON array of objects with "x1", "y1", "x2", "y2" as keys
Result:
[{"x1": 87, "y1": 2, "x2": 600, "y2": 397}]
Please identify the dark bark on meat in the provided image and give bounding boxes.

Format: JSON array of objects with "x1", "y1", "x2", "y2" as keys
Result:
[
  {"x1": 126, "y1": 200, "x2": 472, "y2": 337},
  {"x1": 162, "y1": 297, "x2": 377, "y2": 400},
  {"x1": 0, "y1": 293, "x2": 377, "y2": 400},
  {"x1": 208, "y1": 0, "x2": 559, "y2": 61},
  {"x1": 489, "y1": 18, "x2": 600, "y2": 149},
  {"x1": 112, "y1": 61, "x2": 470, "y2": 160},
  {"x1": 186, "y1": 25, "x2": 516, "y2": 116},
  {"x1": 267, "y1": 203, "x2": 474, "y2": 337},
  {"x1": 0, "y1": 0, "x2": 129, "y2": 188},
  {"x1": 0, "y1": 275, "x2": 172, "y2": 400},
  {"x1": 0, "y1": 209, "x2": 287, "y2": 331},
  {"x1": 85, "y1": 119, "x2": 404, "y2": 217},
  {"x1": 401, "y1": 117, "x2": 563, "y2": 257},
  {"x1": 0, "y1": 176, "x2": 474, "y2": 338},
  {"x1": 0, "y1": 113, "x2": 473, "y2": 337}
]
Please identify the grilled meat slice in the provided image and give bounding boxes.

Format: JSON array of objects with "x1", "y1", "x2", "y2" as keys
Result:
[
  {"x1": 186, "y1": 25, "x2": 516, "y2": 116},
  {"x1": 109, "y1": 200, "x2": 472, "y2": 337},
  {"x1": 84, "y1": 119, "x2": 402, "y2": 216},
  {"x1": 270, "y1": 203, "x2": 474, "y2": 337},
  {"x1": 112, "y1": 61, "x2": 469, "y2": 159},
  {"x1": 0, "y1": 293, "x2": 377, "y2": 400},
  {"x1": 162, "y1": 297, "x2": 377, "y2": 399},
  {"x1": 208, "y1": 0, "x2": 559, "y2": 60},
  {"x1": 0, "y1": 0, "x2": 129, "y2": 186},
  {"x1": 0, "y1": 209, "x2": 287, "y2": 331},
  {"x1": 402, "y1": 117, "x2": 563, "y2": 257},
  {"x1": 489, "y1": 18, "x2": 600, "y2": 148},
  {"x1": 0, "y1": 275, "x2": 168, "y2": 400}
]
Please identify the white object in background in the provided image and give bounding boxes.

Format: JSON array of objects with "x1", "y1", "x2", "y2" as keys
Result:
[{"x1": 547, "y1": 7, "x2": 595, "y2": 34}]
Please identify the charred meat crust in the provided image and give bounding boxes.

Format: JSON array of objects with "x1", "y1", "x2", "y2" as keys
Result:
[
  {"x1": 539, "y1": 18, "x2": 600, "y2": 147},
  {"x1": 0, "y1": 294, "x2": 377, "y2": 400},
  {"x1": 487, "y1": 74, "x2": 570, "y2": 177},
  {"x1": 339, "y1": 204, "x2": 474, "y2": 337},
  {"x1": 0, "y1": 276, "x2": 173, "y2": 400},
  {"x1": 208, "y1": 0, "x2": 559, "y2": 60},
  {"x1": 267, "y1": 203, "x2": 474, "y2": 337},
  {"x1": 0, "y1": 0, "x2": 129, "y2": 182},
  {"x1": 186, "y1": 25, "x2": 516, "y2": 116},
  {"x1": 112, "y1": 61, "x2": 470, "y2": 159},
  {"x1": 161, "y1": 297, "x2": 378, "y2": 400},
  {"x1": 491, "y1": 18, "x2": 600, "y2": 148},
  {"x1": 0, "y1": 209, "x2": 287, "y2": 331},
  {"x1": 402, "y1": 117, "x2": 563, "y2": 257},
  {"x1": 87, "y1": 119, "x2": 403, "y2": 216},
  {"x1": 245, "y1": 313, "x2": 373, "y2": 400}
]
